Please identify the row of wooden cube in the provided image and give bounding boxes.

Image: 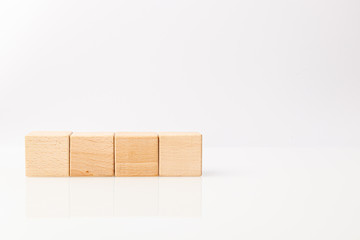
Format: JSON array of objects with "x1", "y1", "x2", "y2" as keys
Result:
[{"x1": 25, "y1": 132, "x2": 202, "y2": 177}]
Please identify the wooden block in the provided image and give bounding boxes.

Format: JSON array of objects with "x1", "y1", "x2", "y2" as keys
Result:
[
  {"x1": 115, "y1": 132, "x2": 158, "y2": 176},
  {"x1": 70, "y1": 132, "x2": 114, "y2": 177},
  {"x1": 159, "y1": 132, "x2": 202, "y2": 176},
  {"x1": 25, "y1": 131, "x2": 72, "y2": 177}
]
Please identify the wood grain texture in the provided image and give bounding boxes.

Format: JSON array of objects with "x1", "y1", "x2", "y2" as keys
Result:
[
  {"x1": 25, "y1": 131, "x2": 72, "y2": 177},
  {"x1": 159, "y1": 132, "x2": 202, "y2": 176},
  {"x1": 70, "y1": 132, "x2": 114, "y2": 177},
  {"x1": 115, "y1": 132, "x2": 158, "y2": 176}
]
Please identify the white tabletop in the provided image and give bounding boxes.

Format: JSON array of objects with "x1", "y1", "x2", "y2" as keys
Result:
[{"x1": 1, "y1": 146, "x2": 359, "y2": 240}]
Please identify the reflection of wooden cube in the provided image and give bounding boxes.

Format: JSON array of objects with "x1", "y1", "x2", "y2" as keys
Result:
[
  {"x1": 115, "y1": 178, "x2": 158, "y2": 216},
  {"x1": 26, "y1": 178, "x2": 70, "y2": 217},
  {"x1": 70, "y1": 132, "x2": 114, "y2": 176},
  {"x1": 25, "y1": 131, "x2": 72, "y2": 177},
  {"x1": 70, "y1": 178, "x2": 114, "y2": 217},
  {"x1": 115, "y1": 132, "x2": 158, "y2": 176},
  {"x1": 159, "y1": 132, "x2": 202, "y2": 176},
  {"x1": 159, "y1": 178, "x2": 202, "y2": 217}
]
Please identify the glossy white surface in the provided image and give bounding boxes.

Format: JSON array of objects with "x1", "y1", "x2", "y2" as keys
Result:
[{"x1": 1, "y1": 147, "x2": 360, "y2": 239}]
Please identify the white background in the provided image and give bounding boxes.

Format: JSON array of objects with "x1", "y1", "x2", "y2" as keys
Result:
[
  {"x1": 1, "y1": 1, "x2": 360, "y2": 239},
  {"x1": 1, "y1": 0, "x2": 360, "y2": 148}
]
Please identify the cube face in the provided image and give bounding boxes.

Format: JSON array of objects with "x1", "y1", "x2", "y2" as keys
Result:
[
  {"x1": 25, "y1": 131, "x2": 72, "y2": 177},
  {"x1": 159, "y1": 133, "x2": 202, "y2": 176},
  {"x1": 115, "y1": 132, "x2": 158, "y2": 176},
  {"x1": 70, "y1": 132, "x2": 114, "y2": 177}
]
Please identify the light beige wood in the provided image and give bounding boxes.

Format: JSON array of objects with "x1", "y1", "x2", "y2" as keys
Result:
[
  {"x1": 25, "y1": 131, "x2": 72, "y2": 177},
  {"x1": 115, "y1": 132, "x2": 158, "y2": 176},
  {"x1": 70, "y1": 132, "x2": 114, "y2": 177},
  {"x1": 159, "y1": 132, "x2": 202, "y2": 176}
]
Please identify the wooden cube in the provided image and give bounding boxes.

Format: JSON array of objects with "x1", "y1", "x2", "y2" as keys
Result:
[
  {"x1": 159, "y1": 132, "x2": 202, "y2": 176},
  {"x1": 25, "y1": 131, "x2": 72, "y2": 177},
  {"x1": 70, "y1": 132, "x2": 114, "y2": 177},
  {"x1": 115, "y1": 132, "x2": 158, "y2": 176}
]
